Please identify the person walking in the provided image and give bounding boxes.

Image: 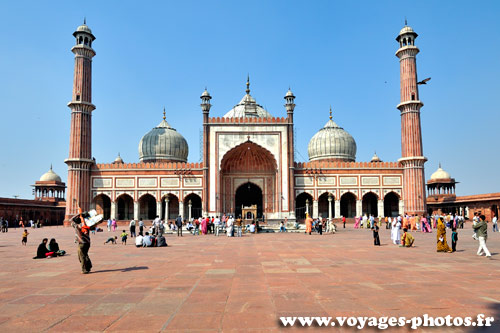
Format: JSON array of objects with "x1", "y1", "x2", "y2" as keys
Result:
[
  {"x1": 474, "y1": 215, "x2": 491, "y2": 258},
  {"x1": 138, "y1": 218, "x2": 144, "y2": 236},
  {"x1": 492, "y1": 215, "x2": 498, "y2": 232},
  {"x1": 129, "y1": 219, "x2": 136, "y2": 237},
  {"x1": 106, "y1": 218, "x2": 112, "y2": 232},
  {"x1": 315, "y1": 219, "x2": 323, "y2": 235},
  {"x1": 451, "y1": 228, "x2": 458, "y2": 252},
  {"x1": 391, "y1": 217, "x2": 401, "y2": 245},
  {"x1": 226, "y1": 216, "x2": 233, "y2": 237},
  {"x1": 373, "y1": 224, "x2": 380, "y2": 246},
  {"x1": 72, "y1": 210, "x2": 92, "y2": 274},
  {"x1": 22, "y1": 229, "x2": 29, "y2": 246},
  {"x1": 305, "y1": 213, "x2": 313, "y2": 235},
  {"x1": 111, "y1": 219, "x2": 117, "y2": 231},
  {"x1": 214, "y1": 216, "x2": 221, "y2": 236},
  {"x1": 175, "y1": 215, "x2": 183, "y2": 237},
  {"x1": 436, "y1": 218, "x2": 452, "y2": 253},
  {"x1": 235, "y1": 216, "x2": 243, "y2": 237},
  {"x1": 342, "y1": 216, "x2": 346, "y2": 228}
]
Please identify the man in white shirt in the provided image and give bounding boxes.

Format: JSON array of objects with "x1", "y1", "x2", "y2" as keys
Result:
[
  {"x1": 214, "y1": 216, "x2": 221, "y2": 236},
  {"x1": 142, "y1": 232, "x2": 153, "y2": 247},
  {"x1": 135, "y1": 234, "x2": 144, "y2": 247},
  {"x1": 129, "y1": 219, "x2": 136, "y2": 237},
  {"x1": 153, "y1": 215, "x2": 162, "y2": 236},
  {"x1": 138, "y1": 218, "x2": 145, "y2": 236}
]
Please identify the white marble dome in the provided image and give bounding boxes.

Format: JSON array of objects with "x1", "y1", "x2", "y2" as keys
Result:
[
  {"x1": 308, "y1": 116, "x2": 357, "y2": 162},
  {"x1": 223, "y1": 79, "x2": 272, "y2": 118},
  {"x1": 76, "y1": 24, "x2": 93, "y2": 35},
  {"x1": 371, "y1": 152, "x2": 381, "y2": 162},
  {"x1": 223, "y1": 94, "x2": 272, "y2": 118},
  {"x1": 430, "y1": 164, "x2": 451, "y2": 180},
  {"x1": 399, "y1": 25, "x2": 415, "y2": 35},
  {"x1": 39, "y1": 166, "x2": 62, "y2": 182},
  {"x1": 138, "y1": 118, "x2": 188, "y2": 163}
]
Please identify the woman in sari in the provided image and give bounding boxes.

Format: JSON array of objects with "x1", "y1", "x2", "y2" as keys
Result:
[
  {"x1": 421, "y1": 215, "x2": 431, "y2": 233},
  {"x1": 354, "y1": 216, "x2": 360, "y2": 229},
  {"x1": 201, "y1": 217, "x2": 208, "y2": 235},
  {"x1": 410, "y1": 216, "x2": 417, "y2": 230},
  {"x1": 305, "y1": 213, "x2": 313, "y2": 235},
  {"x1": 436, "y1": 218, "x2": 452, "y2": 252}
]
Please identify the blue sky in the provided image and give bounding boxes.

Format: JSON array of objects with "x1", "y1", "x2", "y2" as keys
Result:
[{"x1": 1, "y1": 0, "x2": 499, "y2": 198}]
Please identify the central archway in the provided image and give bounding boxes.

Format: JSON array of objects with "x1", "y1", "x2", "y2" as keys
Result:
[
  {"x1": 235, "y1": 182, "x2": 263, "y2": 219},
  {"x1": 220, "y1": 141, "x2": 277, "y2": 218}
]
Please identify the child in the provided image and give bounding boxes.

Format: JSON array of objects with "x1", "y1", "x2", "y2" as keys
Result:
[
  {"x1": 451, "y1": 227, "x2": 458, "y2": 252},
  {"x1": 104, "y1": 236, "x2": 117, "y2": 245},
  {"x1": 121, "y1": 230, "x2": 128, "y2": 245},
  {"x1": 400, "y1": 228, "x2": 415, "y2": 247},
  {"x1": 22, "y1": 229, "x2": 29, "y2": 246},
  {"x1": 372, "y1": 225, "x2": 380, "y2": 246}
]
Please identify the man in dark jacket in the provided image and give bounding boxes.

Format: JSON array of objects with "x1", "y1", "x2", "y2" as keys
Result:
[
  {"x1": 473, "y1": 215, "x2": 491, "y2": 258},
  {"x1": 175, "y1": 215, "x2": 183, "y2": 237}
]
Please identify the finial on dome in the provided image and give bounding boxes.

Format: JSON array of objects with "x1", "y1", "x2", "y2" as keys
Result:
[
  {"x1": 50, "y1": 163, "x2": 53, "y2": 170},
  {"x1": 246, "y1": 74, "x2": 250, "y2": 95},
  {"x1": 439, "y1": 162, "x2": 441, "y2": 169},
  {"x1": 163, "y1": 107, "x2": 166, "y2": 121},
  {"x1": 329, "y1": 106, "x2": 332, "y2": 120},
  {"x1": 84, "y1": 17, "x2": 86, "y2": 25},
  {"x1": 404, "y1": 17, "x2": 407, "y2": 26}
]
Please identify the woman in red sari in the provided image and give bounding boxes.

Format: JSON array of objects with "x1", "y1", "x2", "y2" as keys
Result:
[{"x1": 201, "y1": 217, "x2": 208, "y2": 235}]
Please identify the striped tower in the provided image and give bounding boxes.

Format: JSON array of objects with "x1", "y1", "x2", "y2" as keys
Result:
[
  {"x1": 396, "y1": 23, "x2": 427, "y2": 216},
  {"x1": 64, "y1": 21, "x2": 96, "y2": 223}
]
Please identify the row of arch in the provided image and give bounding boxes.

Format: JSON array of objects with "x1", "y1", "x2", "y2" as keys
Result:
[
  {"x1": 295, "y1": 191, "x2": 400, "y2": 219},
  {"x1": 35, "y1": 188, "x2": 65, "y2": 199},
  {"x1": 77, "y1": 36, "x2": 92, "y2": 47},
  {"x1": 93, "y1": 193, "x2": 202, "y2": 221}
]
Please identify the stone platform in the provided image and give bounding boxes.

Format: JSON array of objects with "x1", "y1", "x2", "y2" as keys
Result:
[{"x1": 0, "y1": 224, "x2": 498, "y2": 332}]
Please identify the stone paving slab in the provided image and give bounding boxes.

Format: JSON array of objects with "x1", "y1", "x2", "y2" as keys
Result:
[{"x1": 0, "y1": 225, "x2": 499, "y2": 332}]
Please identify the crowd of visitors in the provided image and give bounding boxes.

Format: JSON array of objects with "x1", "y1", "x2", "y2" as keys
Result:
[{"x1": 16, "y1": 206, "x2": 495, "y2": 275}]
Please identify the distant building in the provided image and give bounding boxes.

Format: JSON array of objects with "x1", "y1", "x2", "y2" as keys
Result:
[
  {"x1": 0, "y1": 167, "x2": 66, "y2": 226},
  {"x1": 426, "y1": 165, "x2": 499, "y2": 221}
]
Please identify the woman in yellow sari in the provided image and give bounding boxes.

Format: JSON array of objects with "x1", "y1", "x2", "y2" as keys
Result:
[
  {"x1": 436, "y1": 218, "x2": 452, "y2": 252},
  {"x1": 305, "y1": 213, "x2": 313, "y2": 235}
]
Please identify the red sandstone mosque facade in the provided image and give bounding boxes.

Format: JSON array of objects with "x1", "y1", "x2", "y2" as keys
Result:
[{"x1": 63, "y1": 22, "x2": 429, "y2": 224}]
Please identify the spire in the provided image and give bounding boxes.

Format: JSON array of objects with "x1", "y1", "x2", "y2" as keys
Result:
[
  {"x1": 439, "y1": 162, "x2": 442, "y2": 169},
  {"x1": 246, "y1": 74, "x2": 250, "y2": 95},
  {"x1": 404, "y1": 17, "x2": 407, "y2": 26},
  {"x1": 50, "y1": 163, "x2": 53, "y2": 171},
  {"x1": 84, "y1": 17, "x2": 86, "y2": 25},
  {"x1": 163, "y1": 107, "x2": 166, "y2": 121},
  {"x1": 329, "y1": 106, "x2": 332, "y2": 120}
]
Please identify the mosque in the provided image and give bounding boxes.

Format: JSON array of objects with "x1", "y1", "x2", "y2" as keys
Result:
[{"x1": 62, "y1": 21, "x2": 429, "y2": 225}]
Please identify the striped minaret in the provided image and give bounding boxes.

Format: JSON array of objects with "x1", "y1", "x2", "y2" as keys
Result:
[
  {"x1": 396, "y1": 23, "x2": 427, "y2": 216},
  {"x1": 64, "y1": 20, "x2": 96, "y2": 223}
]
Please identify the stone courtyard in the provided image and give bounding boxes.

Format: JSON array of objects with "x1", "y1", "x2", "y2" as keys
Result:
[{"x1": 0, "y1": 225, "x2": 498, "y2": 332}]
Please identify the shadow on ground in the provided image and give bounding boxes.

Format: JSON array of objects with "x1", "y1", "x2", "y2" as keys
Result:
[{"x1": 91, "y1": 266, "x2": 149, "y2": 274}]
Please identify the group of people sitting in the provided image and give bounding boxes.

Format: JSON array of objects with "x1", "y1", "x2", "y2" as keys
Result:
[
  {"x1": 135, "y1": 232, "x2": 167, "y2": 247},
  {"x1": 33, "y1": 238, "x2": 65, "y2": 259}
]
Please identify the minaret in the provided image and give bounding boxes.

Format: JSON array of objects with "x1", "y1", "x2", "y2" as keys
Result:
[
  {"x1": 64, "y1": 20, "x2": 96, "y2": 223},
  {"x1": 396, "y1": 22, "x2": 427, "y2": 216},
  {"x1": 200, "y1": 88, "x2": 212, "y2": 216},
  {"x1": 284, "y1": 88, "x2": 296, "y2": 219}
]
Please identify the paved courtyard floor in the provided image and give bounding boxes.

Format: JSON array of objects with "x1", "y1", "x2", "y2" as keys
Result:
[{"x1": 0, "y1": 224, "x2": 498, "y2": 332}]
